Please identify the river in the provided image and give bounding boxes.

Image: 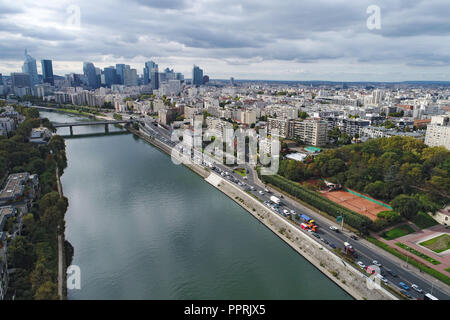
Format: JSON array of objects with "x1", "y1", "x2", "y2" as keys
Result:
[{"x1": 40, "y1": 111, "x2": 351, "y2": 300}]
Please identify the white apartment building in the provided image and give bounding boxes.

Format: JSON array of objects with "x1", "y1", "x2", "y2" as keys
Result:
[
  {"x1": 289, "y1": 119, "x2": 328, "y2": 146},
  {"x1": 424, "y1": 115, "x2": 450, "y2": 150}
]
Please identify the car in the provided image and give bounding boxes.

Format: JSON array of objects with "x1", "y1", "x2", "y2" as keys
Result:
[
  {"x1": 398, "y1": 282, "x2": 410, "y2": 291},
  {"x1": 357, "y1": 261, "x2": 366, "y2": 269},
  {"x1": 313, "y1": 233, "x2": 321, "y2": 239},
  {"x1": 290, "y1": 210, "x2": 296, "y2": 214},
  {"x1": 329, "y1": 226, "x2": 338, "y2": 231},
  {"x1": 376, "y1": 274, "x2": 388, "y2": 283},
  {"x1": 386, "y1": 268, "x2": 398, "y2": 277},
  {"x1": 329, "y1": 243, "x2": 337, "y2": 249},
  {"x1": 323, "y1": 239, "x2": 329, "y2": 244},
  {"x1": 412, "y1": 284, "x2": 423, "y2": 293},
  {"x1": 400, "y1": 290, "x2": 412, "y2": 299},
  {"x1": 372, "y1": 260, "x2": 382, "y2": 267},
  {"x1": 258, "y1": 191, "x2": 264, "y2": 195},
  {"x1": 264, "y1": 188, "x2": 270, "y2": 193},
  {"x1": 350, "y1": 235, "x2": 358, "y2": 240},
  {"x1": 283, "y1": 209, "x2": 289, "y2": 214}
]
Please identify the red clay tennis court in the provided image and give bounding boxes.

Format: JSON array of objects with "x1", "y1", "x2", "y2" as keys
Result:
[{"x1": 321, "y1": 190, "x2": 389, "y2": 221}]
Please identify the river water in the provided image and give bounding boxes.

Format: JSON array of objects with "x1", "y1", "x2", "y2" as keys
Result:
[{"x1": 41, "y1": 111, "x2": 351, "y2": 300}]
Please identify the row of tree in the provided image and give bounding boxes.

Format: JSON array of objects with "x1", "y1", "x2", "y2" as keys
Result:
[{"x1": 2, "y1": 106, "x2": 69, "y2": 299}]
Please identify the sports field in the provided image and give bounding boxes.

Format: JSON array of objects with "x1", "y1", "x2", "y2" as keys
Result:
[{"x1": 321, "y1": 190, "x2": 389, "y2": 221}]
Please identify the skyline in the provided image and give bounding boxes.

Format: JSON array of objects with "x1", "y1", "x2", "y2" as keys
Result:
[{"x1": 1, "y1": 1, "x2": 450, "y2": 81}]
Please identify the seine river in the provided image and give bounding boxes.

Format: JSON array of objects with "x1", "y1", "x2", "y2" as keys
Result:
[{"x1": 41, "y1": 111, "x2": 351, "y2": 300}]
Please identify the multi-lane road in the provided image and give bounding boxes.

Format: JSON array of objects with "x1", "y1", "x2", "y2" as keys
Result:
[{"x1": 136, "y1": 116, "x2": 449, "y2": 300}]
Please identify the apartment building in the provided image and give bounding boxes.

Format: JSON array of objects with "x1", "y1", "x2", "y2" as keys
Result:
[
  {"x1": 424, "y1": 115, "x2": 450, "y2": 150},
  {"x1": 289, "y1": 119, "x2": 328, "y2": 146}
]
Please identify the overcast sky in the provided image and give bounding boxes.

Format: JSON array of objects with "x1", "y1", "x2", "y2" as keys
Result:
[{"x1": 1, "y1": 0, "x2": 449, "y2": 81}]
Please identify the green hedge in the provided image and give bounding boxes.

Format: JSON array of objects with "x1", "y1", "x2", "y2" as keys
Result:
[
  {"x1": 395, "y1": 242, "x2": 441, "y2": 265},
  {"x1": 261, "y1": 173, "x2": 373, "y2": 234}
]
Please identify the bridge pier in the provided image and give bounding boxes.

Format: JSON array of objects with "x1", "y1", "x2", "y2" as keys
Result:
[
  {"x1": 69, "y1": 126, "x2": 73, "y2": 136},
  {"x1": 105, "y1": 123, "x2": 109, "y2": 133}
]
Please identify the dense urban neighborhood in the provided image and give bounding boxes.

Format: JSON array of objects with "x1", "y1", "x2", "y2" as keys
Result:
[{"x1": 0, "y1": 50, "x2": 449, "y2": 301}]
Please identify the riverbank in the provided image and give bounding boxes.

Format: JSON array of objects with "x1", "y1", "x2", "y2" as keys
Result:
[{"x1": 128, "y1": 126, "x2": 395, "y2": 300}]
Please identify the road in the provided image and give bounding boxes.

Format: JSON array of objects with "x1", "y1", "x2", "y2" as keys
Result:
[{"x1": 137, "y1": 115, "x2": 449, "y2": 300}]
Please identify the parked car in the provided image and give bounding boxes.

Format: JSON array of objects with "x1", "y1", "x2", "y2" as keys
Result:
[
  {"x1": 412, "y1": 284, "x2": 423, "y2": 293},
  {"x1": 329, "y1": 243, "x2": 337, "y2": 249},
  {"x1": 357, "y1": 261, "x2": 366, "y2": 269},
  {"x1": 399, "y1": 282, "x2": 410, "y2": 291},
  {"x1": 350, "y1": 235, "x2": 358, "y2": 240},
  {"x1": 258, "y1": 191, "x2": 264, "y2": 195},
  {"x1": 313, "y1": 233, "x2": 320, "y2": 239}
]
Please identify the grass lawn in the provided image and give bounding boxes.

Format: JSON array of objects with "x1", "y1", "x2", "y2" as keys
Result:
[
  {"x1": 234, "y1": 168, "x2": 247, "y2": 177},
  {"x1": 446, "y1": 267, "x2": 450, "y2": 274},
  {"x1": 380, "y1": 224, "x2": 415, "y2": 240},
  {"x1": 419, "y1": 234, "x2": 450, "y2": 253}
]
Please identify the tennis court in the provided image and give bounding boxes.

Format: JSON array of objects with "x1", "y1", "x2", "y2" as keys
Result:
[{"x1": 321, "y1": 190, "x2": 390, "y2": 221}]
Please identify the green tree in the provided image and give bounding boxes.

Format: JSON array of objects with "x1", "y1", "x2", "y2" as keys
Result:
[
  {"x1": 391, "y1": 195, "x2": 420, "y2": 220},
  {"x1": 7, "y1": 236, "x2": 36, "y2": 270}
]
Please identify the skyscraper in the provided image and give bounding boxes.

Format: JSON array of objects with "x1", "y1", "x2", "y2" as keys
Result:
[
  {"x1": 11, "y1": 72, "x2": 31, "y2": 87},
  {"x1": 116, "y1": 64, "x2": 125, "y2": 85},
  {"x1": 192, "y1": 65, "x2": 203, "y2": 86},
  {"x1": 0, "y1": 73, "x2": 3, "y2": 86},
  {"x1": 151, "y1": 66, "x2": 159, "y2": 90},
  {"x1": 103, "y1": 66, "x2": 117, "y2": 87},
  {"x1": 83, "y1": 62, "x2": 99, "y2": 89},
  {"x1": 22, "y1": 49, "x2": 39, "y2": 86},
  {"x1": 143, "y1": 61, "x2": 158, "y2": 85},
  {"x1": 41, "y1": 59, "x2": 54, "y2": 86},
  {"x1": 123, "y1": 65, "x2": 138, "y2": 86}
]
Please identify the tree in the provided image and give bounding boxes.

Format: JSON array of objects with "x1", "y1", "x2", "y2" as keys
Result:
[
  {"x1": 7, "y1": 236, "x2": 36, "y2": 270},
  {"x1": 34, "y1": 281, "x2": 59, "y2": 300},
  {"x1": 391, "y1": 195, "x2": 420, "y2": 220}
]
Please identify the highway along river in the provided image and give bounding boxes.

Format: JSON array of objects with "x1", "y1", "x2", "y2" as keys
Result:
[{"x1": 41, "y1": 111, "x2": 351, "y2": 300}]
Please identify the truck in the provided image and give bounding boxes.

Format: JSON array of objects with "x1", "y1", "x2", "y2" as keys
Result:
[
  {"x1": 300, "y1": 223, "x2": 309, "y2": 230},
  {"x1": 270, "y1": 196, "x2": 281, "y2": 205},
  {"x1": 299, "y1": 214, "x2": 315, "y2": 224}
]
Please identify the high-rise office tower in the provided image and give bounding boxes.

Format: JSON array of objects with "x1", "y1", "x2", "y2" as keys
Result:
[
  {"x1": 22, "y1": 49, "x2": 39, "y2": 86},
  {"x1": 41, "y1": 59, "x2": 54, "y2": 86},
  {"x1": 83, "y1": 62, "x2": 99, "y2": 89},
  {"x1": 0, "y1": 73, "x2": 3, "y2": 85},
  {"x1": 116, "y1": 64, "x2": 125, "y2": 85},
  {"x1": 192, "y1": 65, "x2": 203, "y2": 86},
  {"x1": 143, "y1": 61, "x2": 158, "y2": 85},
  {"x1": 103, "y1": 66, "x2": 117, "y2": 87},
  {"x1": 151, "y1": 66, "x2": 159, "y2": 90},
  {"x1": 11, "y1": 72, "x2": 31, "y2": 87},
  {"x1": 123, "y1": 65, "x2": 138, "y2": 86}
]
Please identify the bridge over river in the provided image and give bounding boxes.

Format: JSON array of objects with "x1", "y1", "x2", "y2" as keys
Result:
[{"x1": 52, "y1": 120, "x2": 133, "y2": 135}]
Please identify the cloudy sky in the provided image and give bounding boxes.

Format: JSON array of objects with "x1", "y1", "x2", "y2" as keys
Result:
[{"x1": 1, "y1": 0, "x2": 449, "y2": 81}]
